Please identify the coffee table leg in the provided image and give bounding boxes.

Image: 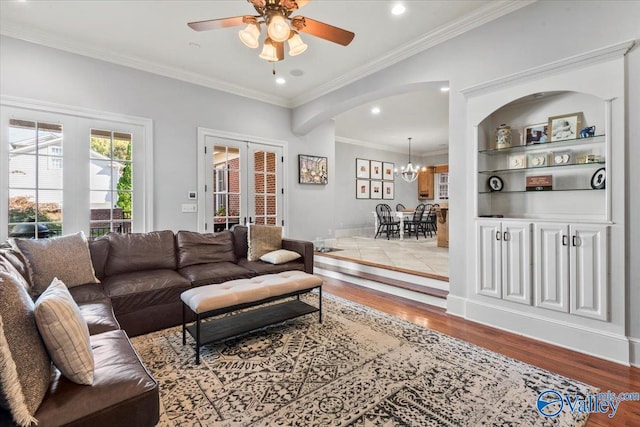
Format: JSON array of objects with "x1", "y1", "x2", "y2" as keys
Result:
[
  {"x1": 318, "y1": 286, "x2": 323, "y2": 324},
  {"x1": 182, "y1": 303, "x2": 186, "y2": 345},
  {"x1": 196, "y1": 314, "x2": 201, "y2": 365}
]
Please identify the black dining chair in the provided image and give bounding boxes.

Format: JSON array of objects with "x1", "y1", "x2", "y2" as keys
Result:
[
  {"x1": 422, "y1": 204, "x2": 439, "y2": 237},
  {"x1": 404, "y1": 204, "x2": 427, "y2": 239},
  {"x1": 395, "y1": 203, "x2": 405, "y2": 212},
  {"x1": 375, "y1": 203, "x2": 400, "y2": 239}
]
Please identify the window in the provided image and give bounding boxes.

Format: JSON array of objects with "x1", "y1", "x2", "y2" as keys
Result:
[
  {"x1": 7, "y1": 119, "x2": 63, "y2": 238},
  {"x1": 438, "y1": 173, "x2": 449, "y2": 200},
  {"x1": 89, "y1": 129, "x2": 133, "y2": 237},
  {"x1": 212, "y1": 146, "x2": 240, "y2": 232}
]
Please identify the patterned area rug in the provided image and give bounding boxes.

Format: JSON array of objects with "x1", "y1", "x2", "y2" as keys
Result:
[{"x1": 131, "y1": 293, "x2": 594, "y2": 426}]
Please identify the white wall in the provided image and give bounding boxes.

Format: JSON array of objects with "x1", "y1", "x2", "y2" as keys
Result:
[{"x1": 290, "y1": 0, "x2": 640, "y2": 362}]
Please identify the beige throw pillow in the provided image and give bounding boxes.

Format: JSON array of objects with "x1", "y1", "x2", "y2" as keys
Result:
[
  {"x1": 0, "y1": 272, "x2": 51, "y2": 427},
  {"x1": 247, "y1": 225, "x2": 282, "y2": 261},
  {"x1": 260, "y1": 249, "x2": 301, "y2": 265},
  {"x1": 13, "y1": 231, "x2": 99, "y2": 296},
  {"x1": 35, "y1": 278, "x2": 94, "y2": 385}
]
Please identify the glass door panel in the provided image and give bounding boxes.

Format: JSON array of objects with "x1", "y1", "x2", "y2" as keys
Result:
[{"x1": 211, "y1": 144, "x2": 242, "y2": 232}]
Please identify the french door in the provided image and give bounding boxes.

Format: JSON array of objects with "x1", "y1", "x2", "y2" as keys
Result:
[{"x1": 202, "y1": 135, "x2": 283, "y2": 233}]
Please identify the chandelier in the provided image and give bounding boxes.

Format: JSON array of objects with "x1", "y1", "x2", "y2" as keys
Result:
[
  {"x1": 395, "y1": 137, "x2": 420, "y2": 183},
  {"x1": 239, "y1": 15, "x2": 308, "y2": 62}
]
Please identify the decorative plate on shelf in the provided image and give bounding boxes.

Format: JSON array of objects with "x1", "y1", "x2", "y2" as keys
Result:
[
  {"x1": 591, "y1": 167, "x2": 606, "y2": 189},
  {"x1": 488, "y1": 175, "x2": 504, "y2": 192}
]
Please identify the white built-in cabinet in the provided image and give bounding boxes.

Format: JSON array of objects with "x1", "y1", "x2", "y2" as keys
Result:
[{"x1": 477, "y1": 220, "x2": 531, "y2": 305}]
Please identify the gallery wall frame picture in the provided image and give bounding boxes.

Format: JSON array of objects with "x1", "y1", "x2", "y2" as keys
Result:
[
  {"x1": 370, "y1": 180, "x2": 383, "y2": 199},
  {"x1": 383, "y1": 181, "x2": 395, "y2": 199},
  {"x1": 524, "y1": 122, "x2": 548, "y2": 144},
  {"x1": 356, "y1": 158, "x2": 370, "y2": 179},
  {"x1": 548, "y1": 112, "x2": 583, "y2": 142},
  {"x1": 370, "y1": 160, "x2": 383, "y2": 180},
  {"x1": 383, "y1": 162, "x2": 394, "y2": 181},
  {"x1": 356, "y1": 179, "x2": 370, "y2": 199},
  {"x1": 298, "y1": 154, "x2": 328, "y2": 184}
]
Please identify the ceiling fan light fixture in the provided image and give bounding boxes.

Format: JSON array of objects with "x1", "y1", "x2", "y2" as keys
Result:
[
  {"x1": 259, "y1": 37, "x2": 279, "y2": 61},
  {"x1": 239, "y1": 22, "x2": 261, "y2": 48},
  {"x1": 267, "y1": 13, "x2": 291, "y2": 42},
  {"x1": 287, "y1": 31, "x2": 307, "y2": 56}
]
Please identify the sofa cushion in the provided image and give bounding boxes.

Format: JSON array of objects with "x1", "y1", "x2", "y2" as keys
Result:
[
  {"x1": 13, "y1": 231, "x2": 99, "y2": 296},
  {"x1": 101, "y1": 269, "x2": 191, "y2": 316},
  {"x1": 231, "y1": 225, "x2": 249, "y2": 259},
  {"x1": 105, "y1": 230, "x2": 176, "y2": 277},
  {"x1": 35, "y1": 278, "x2": 94, "y2": 385},
  {"x1": 30, "y1": 330, "x2": 159, "y2": 427},
  {"x1": 247, "y1": 224, "x2": 282, "y2": 261},
  {"x1": 176, "y1": 230, "x2": 236, "y2": 268},
  {"x1": 238, "y1": 258, "x2": 306, "y2": 275},
  {"x1": 88, "y1": 237, "x2": 110, "y2": 280},
  {"x1": 260, "y1": 249, "x2": 301, "y2": 265},
  {"x1": 178, "y1": 262, "x2": 255, "y2": 287},
  {"x1": 0, "y1": 249, "x2": 31, "y2": 290},
  {"x1": 0, "y1": 272, "x2": 51, "y2": 427}
]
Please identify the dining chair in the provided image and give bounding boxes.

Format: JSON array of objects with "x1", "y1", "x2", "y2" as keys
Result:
[
  {"x1": 395, "y1": 203, "x2": 405, "y2": 211},
  {"x1": 404, "y1": 203, "x2": 427, "y2": 239},
  {"x1": 375, "y1": 203, "x2": 400, "y2": 239},
  {"x1": 422, "y1": 204, "x2": 439, "y2": 237}
]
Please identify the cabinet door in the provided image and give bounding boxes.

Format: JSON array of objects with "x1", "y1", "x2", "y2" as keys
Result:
[
  {"x1": 534, "y1": 223, "x2": 570, "y2": 312},
  {"x1": 477, "y1": 221, "x2": 502, "y2": 298},
  {"x1": 569, "y1": 224, "x2": 609, "y2": 321},
  {"x1": 418, "y1": 167, "x2": 434, "y2": 200},
  {"x1": 501, "y1": 222, "x2": 532, "y2": 305}
]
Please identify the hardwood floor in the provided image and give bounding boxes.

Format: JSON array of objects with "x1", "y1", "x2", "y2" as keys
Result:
[{"x1": 319, "y1": 275, "x2": 640, "y2": 427}]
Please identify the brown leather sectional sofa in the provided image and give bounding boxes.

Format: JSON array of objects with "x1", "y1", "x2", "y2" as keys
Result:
[{"x1": 0, "y1": 226, "x2": 313, "y2": 426}]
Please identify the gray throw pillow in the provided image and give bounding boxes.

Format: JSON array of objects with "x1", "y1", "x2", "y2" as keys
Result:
[
  {"x1": 0, "y1": 272, "x2": 51, "y2": 427},
  {"x1": 13, "y1": 231, "x2": 99, "y2": 297}
]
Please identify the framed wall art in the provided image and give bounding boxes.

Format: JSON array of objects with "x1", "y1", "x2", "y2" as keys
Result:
[
  {"x1": 356, "y1": 179, "x2": 370, "y2": 199},
  {"x1": 548, "y1": 112, "x2": 583, "y2": 142},
  {"x1": 370, "y1": 180, "x2": 383, "y2": 199},
  {"x1": 356, "y1": 158, "x2": 370, "y2": 179},
  {"x1": 383, "y1": 162, "x2": 394, "y2": 181},
  {"x1": 383, "y1": 181, "x2": 395, "y2": 199},
  {"x1": 298, "y1": 154, "x2": 328, "y2": 184},
  {"x1": 370, "y1": 160, "x2": 383, "y2": 180},
  {"x1": 523, "y1": 123, "x2": 548, "y2": 144}
]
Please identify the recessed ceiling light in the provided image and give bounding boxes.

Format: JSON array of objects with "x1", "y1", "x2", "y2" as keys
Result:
[
  {"x1": 290, "y1": 69, "x2": 304, "y2": 77},
  {"x1": 188, "y1": 42, "x2": 201, "y2": 48},
  {"x1": 371, "y1": 106, "x2": 381, "y2": 115},
  {"x1": 391, "y1": 4, "x2": 406, "y2": 16},
  {"x1": 275, "y1": 77, "x2": 286, "y2": 85},
  {"x1": 440, "y1": 86, "x2": 450, "y2": 92}
]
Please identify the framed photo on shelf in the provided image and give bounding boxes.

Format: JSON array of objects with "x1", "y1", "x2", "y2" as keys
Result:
[
  {"x1": 383, "y1": 181, "x2": 394, "y2": 199},
  {"x1": 370, "y1": 160, "x2": 383, "y2": 180},
  {"x1": 298, "y1": 154, "x2": 328, "y2": 184},
  {"x1": 356, "y1": 179, "x2": 370, "y2": 199},
  {"x1": 383, "y1": 162, "x2": 394, "y2": 181},
  {"x1": 548, "y1": 112, "x2": 583, "y2": 142},
  {"x1": 523, "y1": 123, "x2": 548, "y2": 144},
  {"x1": 527, "y1": 153, "x2": 548, "y2": 168},
  {"x1": 552, "y1": 150, "x2": 572, "y2": 165},
  {"x1": 508, "y1": 154, "x2": 527, "y2": 169},
  {"x1": 356, "y1": 158, "x2": 370, "y2": 179},
  {"x1": 370, "y1": 180, "x2": 383, "y2": 199}
]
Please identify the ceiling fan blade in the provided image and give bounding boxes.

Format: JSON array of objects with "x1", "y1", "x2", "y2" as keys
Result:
[
  {"x1": 281, "y1": 0, "x2": 311, "y2": 11},
  {"x1": 274, "y1": 41, "x2": 285, "y2": 61},
  {"x1": 187, "y1": 16, "x2": 247, "y2": 31},
  {"x1": 292, "y1": 17, "x2": 355, "y2": 46}
]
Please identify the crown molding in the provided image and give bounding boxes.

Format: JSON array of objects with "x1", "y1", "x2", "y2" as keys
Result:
[
  {"x1": 336, "y1": 136, "x2": 448, "y2": 157},
  {"x1": 0, "y1": 22, "x2": 291, "y2": 108},
  {"x1": 290, "y1": 0, "x2": 537, "y2": 107}
]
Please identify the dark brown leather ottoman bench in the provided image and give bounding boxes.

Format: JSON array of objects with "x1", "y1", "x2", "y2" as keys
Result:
[{"x1": 180, "y1": 271, "x2": 323, "y2": 364}]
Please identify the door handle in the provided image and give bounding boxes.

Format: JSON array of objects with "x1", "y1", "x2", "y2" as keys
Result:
[
  {"x1": 562, "y1": 235, "x2": 568, "y2": 246},
  {"x1": 572, "y1": 235, "x2": 578, "y2": 247},
  {"x1": 496, "y1": 231, "x2": 501, "y2": 241},
  {"x1": 243, "y1": 217, "x2": 247, "y2": 225},
  {"x1": 503, "y1": 231, "x2": 510, "y2": 241}
]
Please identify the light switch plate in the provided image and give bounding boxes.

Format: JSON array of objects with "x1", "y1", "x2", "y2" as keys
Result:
[{"x1": 181, "y1": 203, "x2": 197, "y2": 213}]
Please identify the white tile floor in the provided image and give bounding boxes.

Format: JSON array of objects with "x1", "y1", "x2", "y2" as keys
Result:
[{"x1": 328, "y1": 234, "x2": 450, "y2": 278}]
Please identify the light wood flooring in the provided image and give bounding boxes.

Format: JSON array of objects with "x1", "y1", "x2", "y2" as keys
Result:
[{"x1": 320, "y1": 275, "x2": 640, "y2": 427}]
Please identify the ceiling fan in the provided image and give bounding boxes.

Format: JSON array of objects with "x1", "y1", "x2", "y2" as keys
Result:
[{"x1": 187, "y1": 0, "x2": 355, "y2": 62}]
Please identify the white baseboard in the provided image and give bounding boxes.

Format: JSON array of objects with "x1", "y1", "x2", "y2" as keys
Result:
[
  {"x1": 463, "y1": 299, "x2": 630, "y2": 365},
  {"x1": 446, "y1": 294, "x2": 466, "y2": 318},
  {"x1": 628, "y1": 337, "x2": 640, "y2": 367}
]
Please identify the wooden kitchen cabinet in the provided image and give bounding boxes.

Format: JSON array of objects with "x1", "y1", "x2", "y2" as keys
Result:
[{"x1": 418, "y1": 166, "x2": 435, "y2": 200}]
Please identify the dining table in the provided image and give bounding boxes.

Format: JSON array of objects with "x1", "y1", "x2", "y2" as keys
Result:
[{"x1": 372, "y1": 210, "x2": 414, "y2": 240}]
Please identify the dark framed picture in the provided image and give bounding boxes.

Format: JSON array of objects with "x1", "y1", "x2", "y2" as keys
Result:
[
  {"x1": 298, "y1": 154, "x2": 328, "y2": 184},
  {"x1": 488, "y1": 175, "x2": 503, "y2": 192},
  {"x1": 356, "y1": 158, "x2": 370, "y2": 179},
  {"x1": 356, "y1": 179, "x2": 370, "y2": 199},
  {"x1": 524, "y1": 123, "x2": 548, "y2": 144},
  {"x1": 383, "y1": 162, "x2": 394, "y2": 181},
  {"x1": 370, "y1": 180, "x2": 383, "y2": 199},
  {"x1": 370, "y1": 160, "x2": 382, "y2": 180},
  {"x1": 591, "y1": 167, "x2": 606, "y2": 189},
  {"x1": 383, "y1": 181, "x2": 394, "y2": 199},
  {"x1": 548, "y1": 112, "x2": 583, "y2": 142}
]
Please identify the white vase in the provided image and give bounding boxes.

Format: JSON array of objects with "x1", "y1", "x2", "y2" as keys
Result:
[{"x1": 496, "y1": 124, "x2": 512, "y2": 149}]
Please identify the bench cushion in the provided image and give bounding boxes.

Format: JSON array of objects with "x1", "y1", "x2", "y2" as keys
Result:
[{"x1": 181, "y1": 271, "x2": 322, "y2": 314}]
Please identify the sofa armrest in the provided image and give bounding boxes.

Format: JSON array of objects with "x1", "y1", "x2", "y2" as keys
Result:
[{"x1": 282, "y1": 238, "x2": 314, "y2": 274}]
